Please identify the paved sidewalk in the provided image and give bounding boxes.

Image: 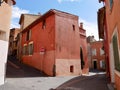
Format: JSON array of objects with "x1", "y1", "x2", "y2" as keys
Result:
[
  {"x1": 0, "y1": 76, "x2": 77, "y2": 90},
  {"x1": 0, "y1": 73, "x2": 110, "y2": 90}
]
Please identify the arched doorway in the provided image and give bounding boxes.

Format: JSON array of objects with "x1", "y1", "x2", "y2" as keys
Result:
[{"x1": 80, "y1": 47, "x2": 84, "y2": 70}]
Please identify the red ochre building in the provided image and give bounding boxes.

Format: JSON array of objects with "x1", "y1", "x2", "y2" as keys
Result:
[
  {"x1": 19, "y1": 9, "x2": 88, "y2": 76},
  {"x1": 98, "y1": 0, "x2": 120, "y2": 89},
  {"x1": 90, "y1": 41, "x2": 105, "y2": 70}
]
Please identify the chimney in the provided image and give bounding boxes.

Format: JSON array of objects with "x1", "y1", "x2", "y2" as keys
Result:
[
  {"x1": 80, "y1": 22, "x2": 83, "y2": 29},
  {"x1": 38, "y1": 12, "x2": 41, "y2": 15}
]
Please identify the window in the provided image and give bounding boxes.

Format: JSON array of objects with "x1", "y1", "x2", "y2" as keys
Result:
[
  {"x1": 0, "y1": 31, "x2": 6, "y2": 40},
  {"x1": 70, "y1": 65, "x2": 74, "y2": 73},
  {"x1": 23, "y1": 44, "x2": 27, "y2": 55},
  {"x1": 100, "y1": 48, "x2": 104, "y2": 55},
  {"x1": 109, "y1": 0, "x2": 113, "y2": 9},
  {"x1": 72, "y1": 25, "x2": 75, "y2": 31},
  {"x1": 92, "y1": 49, "x2": 96, "y2": 56},
  {"x1": 28, "y1": 43, "x2": 34, "y2": 55},
  {"x1": 26, "y1": 30, "x2": 31, "y2": 41},
  {"x1": 100, "y1": 60, "x2": 105, "y2": 69},
  {"x1": 42, "y1": 20, "x2": 46, "y2": 29},
  {"x1": 112, "y1": 34, "x2": 120, "y2": 71}
]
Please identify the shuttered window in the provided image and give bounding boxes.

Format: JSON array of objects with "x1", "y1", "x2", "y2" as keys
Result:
[
  {"x1": 109, "y1": 0, "x2": 113, "y2": 9},
  {"x1": 28, "y1": 43, "x2": 34, "y2": 55},
  {"x1": 112, "y1": 34, "x2": 120, "y2": 71}
]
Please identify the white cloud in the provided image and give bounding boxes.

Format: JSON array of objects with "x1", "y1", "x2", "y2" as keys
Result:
[
  {"x1": 12, "y1": 6, "x2": 29, "y2": 19},
  {"x1": 11, "y1": 6, "x2": 29, "y2": 28},
  {"x1": 79, "y1": 18, "x2": 99, "y2": 40},
  {"x1": 57, "y1": 0, "x2": 80, "y2": 3}
]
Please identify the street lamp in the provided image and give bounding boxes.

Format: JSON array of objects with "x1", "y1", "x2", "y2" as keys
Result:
[{"x1": 0, "y1": 0, "x2": 4, "y2": 6}]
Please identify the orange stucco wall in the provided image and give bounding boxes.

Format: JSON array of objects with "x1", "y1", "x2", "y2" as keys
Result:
[
  {"x1": 22, "y1": 14, "x2": 55, "y2": 76},
  {"x1": 104, "y1": 0, "x2": 120, "y2": 88},
  {"x1": 21, "y1": 11, "x2": 88, "y2": 76},
  {"x1": 80, "y1": 35, "x2": 89, "y2": 74},
  {"x1": 0, "y1": 1, "x2": 13, "y2": 41},
  {"x1": 55, "y1": 15, "x2": 86, "y2": 76}
]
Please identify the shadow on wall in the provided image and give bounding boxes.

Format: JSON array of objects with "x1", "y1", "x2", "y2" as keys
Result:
[{"x1": 6, "y1": 55, "x2": 48, "y2": 78}]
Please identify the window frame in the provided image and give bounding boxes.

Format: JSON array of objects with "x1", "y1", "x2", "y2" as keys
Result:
[
  {"x1": 28, "y1": 41, "x2": 34, "y2": 55},
  {"x1": 23, "y1": 44, "x2": 27, "y2": 55},
  {"x1": 26, "y1": 30, "x2": 31, "y2": 41},
  {"x1": 109, "y1": 0, "x2": 113, "y2": 10},
  {"x1": 92, "y1": 48, "x2": 97, "y2": 56},
  {"x1": 42, "y1": 19, "x2": 46, "y2": 29},
  {"x1": 72, "y1": 25, "x2": 75, "y2": 31}
]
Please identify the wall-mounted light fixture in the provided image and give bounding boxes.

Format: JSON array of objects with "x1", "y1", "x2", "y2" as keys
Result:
[{"x1": 0, "y1": 0, "x2": 4, "y2": 6}]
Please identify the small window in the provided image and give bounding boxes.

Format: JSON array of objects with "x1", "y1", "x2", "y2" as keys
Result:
[
  {"x1": 92, "y1": 49, "x2": 96, "y2": 56},
  {"x1": 0, "y1": 31, "x2": 6, "y2": 40},
  {"x1": 26, "y1": 30, "x2": 31, "y2": 41},
  {"x1": 42, "y1": 20, "x2": 46, "y2": 29},
  {"x1": 109, "y1": 0, "x2": 113, "y2": 9},
  {"x1": 100, "y1": 60, "x2": 105, "y2": 69},
  {"x1": 23, "y1": 45, "x2": 28, "y2": 55},
  {"x1": 100, "y1": 48, "x2": 104, "y2": 55},
  {"x1": 72, "y1": 25, "x2": 75, "y2": 31},
  {"x1": 28, "y1": 43, "x2": 34, "y2": 55},
  {"x1": 70, "y1": 65, "x2": 74, "y2": 73}
]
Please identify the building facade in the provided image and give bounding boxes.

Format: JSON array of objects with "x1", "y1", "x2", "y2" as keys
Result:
[
  {"x1": 98, "y1": 0, "x2": 120, "y2": 89},
  {"x1": 0, "y1": 0, "x2": 15, "y2": 85},
  {"x1": 79, "y1": 23, "x2": 89, "y2": 74},
  {"x1": 8, "y1": 28, "x2": 20, "y2": 57},
  {"x1": 20, "y1": 9, "x2": 88, "y2": 76},
  {"x1": 90, "y1": 41, "x2": 105, "y2": 70}
]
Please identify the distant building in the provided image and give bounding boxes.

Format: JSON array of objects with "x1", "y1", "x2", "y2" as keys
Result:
[
  {"x1": 90, "y1": 41, "x2": 105, "y2": 70},
  {"x1": 98, "y1": 0, "x2": 120, "y2": 89},
  {"x1": 8, "y1": 28, "x2": 20, "y2": 57},
  {"x1": 0, "y1": 0, "x2": 16, "y2": 85},
  {"x1": 19, "y1": 9, "x2": 88, "y2": 76},
  {"x1": 87, "y1": 36, "x2": 105, "y2": 71}
]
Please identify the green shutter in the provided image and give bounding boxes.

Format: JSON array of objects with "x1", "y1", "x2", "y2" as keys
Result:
[{"x1": 109, "y1": 0, "x2": 113, "y2": 9}]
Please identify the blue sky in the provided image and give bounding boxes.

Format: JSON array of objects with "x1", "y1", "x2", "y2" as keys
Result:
[{"x1": 11, "y1": 0, "x2": 103, "y2": 40}]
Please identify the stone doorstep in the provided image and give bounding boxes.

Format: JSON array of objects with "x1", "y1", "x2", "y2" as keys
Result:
[{"x1": 107, "y1": 83, "x2": 116, "y2": 90}]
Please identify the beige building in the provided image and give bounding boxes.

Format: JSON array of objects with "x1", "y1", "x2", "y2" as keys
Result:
[{"x1": 0, "y1": 0, "x2": 15, "y2": 85}]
